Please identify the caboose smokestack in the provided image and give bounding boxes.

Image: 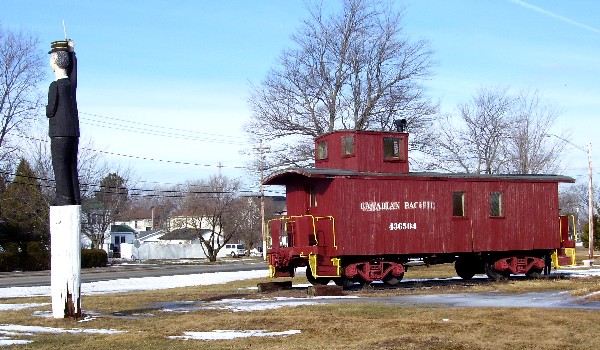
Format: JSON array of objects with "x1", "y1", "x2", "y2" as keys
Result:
[{"x1": 393, "y1": 119, "x2": 407, "y2": 133}]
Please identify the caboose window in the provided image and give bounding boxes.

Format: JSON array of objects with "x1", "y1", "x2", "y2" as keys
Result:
[
  {"x1": 309, "y1": 186, "x2": 317, "y2": 207},
  {"x1": 452, "y1": 192, "x2": 466, "y2": 217},
  {"x1": 383, "y1": 137, "x2": 406, "y2": 161},
  {"x1": 317, "y1": 141, "x2": 328, "y2": 160},
  {"x1": 342, "y1": 135, "x2": 355, "y2": 156},
  {"x1": 490, "y1": 192, "x2": 503, "y2": 217},
  {"x1": 305, "y1": 185, "x2": 318, "y2": 208}
]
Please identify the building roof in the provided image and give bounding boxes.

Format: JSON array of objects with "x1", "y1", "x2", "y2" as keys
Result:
[
  {"x1": 110, "y1": 224, "x2": 135, "y2": 233},
  {"x1": 263, "y1": 167, "x2": 576, "y2": 186},
  {"x1": 114, "y1": 205, "x2": 153, "y2": 221},
  {"x1": 137, "y1": 230, "x2": 163, "y2": 240},
  {"x1": 159, "y1": 228, "x2": 212, "y2": 241}
]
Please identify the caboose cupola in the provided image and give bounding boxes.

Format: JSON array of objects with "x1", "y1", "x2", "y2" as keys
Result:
[{"x1": 314, "y1": 130, "x2": 409, "y2": 174}]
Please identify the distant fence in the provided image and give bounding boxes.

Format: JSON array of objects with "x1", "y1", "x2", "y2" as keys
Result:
[{"x1": 120, "y1": 243, "x2": 209, "y2": 260}]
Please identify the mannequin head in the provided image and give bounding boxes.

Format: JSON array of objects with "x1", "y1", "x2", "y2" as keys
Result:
[{"x1": 50, "y1": 51, "x2": 69, "y2": 77}]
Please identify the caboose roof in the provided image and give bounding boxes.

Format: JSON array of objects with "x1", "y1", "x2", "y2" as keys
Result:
[{"x1": 263, "y1": 167, "x2": 575, "y2": 186}]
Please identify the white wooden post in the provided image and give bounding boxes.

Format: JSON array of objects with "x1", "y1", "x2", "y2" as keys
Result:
[{"x1": 50, "y1": 205, "x2": 82, "y2": 318}]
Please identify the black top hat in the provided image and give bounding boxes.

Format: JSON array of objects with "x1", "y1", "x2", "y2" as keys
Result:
[{"x1": 48, "y1": 40, "x2": 69, "y2": 54}]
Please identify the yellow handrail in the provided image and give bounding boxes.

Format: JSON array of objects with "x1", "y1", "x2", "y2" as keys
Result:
[{"x1": 285, "y1": 214, "x2": 337, "y2": 251}]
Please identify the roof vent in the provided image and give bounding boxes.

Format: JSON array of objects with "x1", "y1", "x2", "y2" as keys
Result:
[{"x1": 393, "y1": 119, "x2": 407, "y2": 133}]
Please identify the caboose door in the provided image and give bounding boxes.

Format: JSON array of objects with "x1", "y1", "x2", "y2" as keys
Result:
[
  {"x1": 450, "y1": 190, "x2": 474, "y2": 253},
  {"x1": 451, "y1": 218, "x2": 474, "y2": 252}
]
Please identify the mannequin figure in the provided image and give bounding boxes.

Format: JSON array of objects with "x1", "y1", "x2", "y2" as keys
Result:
[
  {"x1": 47, "y1": 39, "x2": 83, "y2": 319},
  {"x1": 46, "y1": 40, "x2": 80, "y2": 205}
]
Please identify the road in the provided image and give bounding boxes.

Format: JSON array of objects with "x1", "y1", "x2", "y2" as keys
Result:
[{"x1": 0, "y1": 259, "x2": 268, "y2": 288}]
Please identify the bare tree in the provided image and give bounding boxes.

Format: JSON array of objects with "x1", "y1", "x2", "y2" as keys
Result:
[
  {"x1": 247, "y1": 0, "x2": 437, "y2": 168},
  {"x1": 231, "y1": 195, "x2": 277, "y2": 253},
  {"x1": 434, "y1": 87, "x2": 513, "y2": 174},
  {"x1": 175, "y1": 175, "x2": 242, "y2": 262},
  {"x1": 503, "y1": 90, "x2": 565, "y2": 174},
  {"x1": 0, "y1": 25, "x2": 45, "y2": 165},
  {"x1": 433, "y1": 86, "x2": 567, "y2": 174},
  {"x1": 139, "y1": 194, "x2": 177, "y2": 231},
  {"x1": 81, "y1": 172, "x2": 130, "y2": 249}
]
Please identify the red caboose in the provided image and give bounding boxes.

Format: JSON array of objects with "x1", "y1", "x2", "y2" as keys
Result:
[{"x1": 264, "y1": 130, "x2": 574, "y2": 286}]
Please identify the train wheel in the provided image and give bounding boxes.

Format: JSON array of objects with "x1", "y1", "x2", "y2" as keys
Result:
[
  {"x1": 356, "y1": 279, "x2": 372, "y2": 289},
  {"x1": 383, "y1": 273, "x2": 404, "y2": 286},
  {"x1": 454, "y1": 258, "x2": 476, "y2": 280},
  {"x1": 333, "y1": 277, "x2": 355, "y2": 289},
  {"x1": 485, "y1": 263, "x2": 509, "y2": 281},
  {"x1": 305, "y1": 265, "x2": 331, "y2": 285},
  {"x1": 526, "y1": 268, "x2": 543, "y2": 279}
]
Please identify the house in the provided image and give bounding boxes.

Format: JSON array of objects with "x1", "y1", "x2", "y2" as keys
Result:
[
  {"x1": 110, "y1": 202, "x2": 273, "y2": 260},
  {"x1": 113, "y1": 206, "x2": 157, "y2": 232},
  {"x1": 159, "y1": 228, "x2": 235, "y2": 258},
  {"x1": 106, "y1": 224, "x2": 136, "y2": 258},
  {"x1": 168, "y1": 215, "x2": 220, "y2": 232},
  {"x1": 119, "y1": 227, "x2": 243, "y2": 260}
]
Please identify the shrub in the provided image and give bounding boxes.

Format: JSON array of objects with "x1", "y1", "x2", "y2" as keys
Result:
[
  {"x1": 0, "y1": 242, "x2": 20, "y2": 272},
  {"x1": 21, "y1": 241, "x2": 50, "y2": 271},
  {"x1": 81, "y1": 249, "x2": 108, "y2": 268}
]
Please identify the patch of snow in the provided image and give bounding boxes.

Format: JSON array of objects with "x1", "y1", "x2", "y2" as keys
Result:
[
  {"x1": 0, "y1": 324, "x2": 125, "y2": 346},
  {"x1": 0, "y1": 269, "x2": 268, "y2": 298},
  {"x1": 0, "y1": 303, "x2": 49, "y2": 311},
  {"x1": 0, "y1": 337, "x2": 33, "y2": 346},
  {"x1": 204, "y1": 296, "x2": 358, "y2": 313},
  {"x1": 221, "y1": 291, "x2": 600, "y2": 311},
  {"x1": 168, "y1": 329, "x2": 301, "y2": 341},
  {"x1": 552, "y1": 268, "x2": 600, "y2": 277},
  {"x1": 213, "y1": 298, "x2": 320, "y2": 312},
  {"x1": 0, "y1": 324, "x2": 124, "y2": 335}
]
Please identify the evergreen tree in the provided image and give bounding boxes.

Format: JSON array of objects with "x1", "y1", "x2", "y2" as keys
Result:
[{"x1": 0, "y1": 159, "x2": 49, "y2": 246}]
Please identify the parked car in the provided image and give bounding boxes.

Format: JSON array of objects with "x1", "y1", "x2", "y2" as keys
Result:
[{"x1": 223, "y1": 243, "x2": 246, "y2": 258}]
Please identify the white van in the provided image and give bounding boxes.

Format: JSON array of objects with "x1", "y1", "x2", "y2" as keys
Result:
[{"x1": 223, "y1": 243, "x2": 246, "y2": 258}]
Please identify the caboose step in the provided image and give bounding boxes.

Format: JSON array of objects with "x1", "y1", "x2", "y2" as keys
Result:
[
  {"x1": 307, "y1": 285, "x2": 344, "y2": 297},
  {"x1": 557, "y1": 256, "x2": 574, "y2": 266},
  {"x1": 257, "y1": 281, "x2": 293, "y2": 293}
]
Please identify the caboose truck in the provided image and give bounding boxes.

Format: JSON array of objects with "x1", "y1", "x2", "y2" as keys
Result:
[{"x1": 263, "y1": 128, "x2": 575, "y2": 287}]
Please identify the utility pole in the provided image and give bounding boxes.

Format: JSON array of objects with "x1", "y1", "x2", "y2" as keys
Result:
[
  {"x1": 587, "y1": 143, "x2": 594, "y2": 259},
  {"x1": 254, "y1": 141, "x2": 270, "y2": 260}
]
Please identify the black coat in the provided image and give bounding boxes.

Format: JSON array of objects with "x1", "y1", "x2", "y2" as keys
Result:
[{"x1": 46, "y1": 78, "x2": 80, "y2": 137}]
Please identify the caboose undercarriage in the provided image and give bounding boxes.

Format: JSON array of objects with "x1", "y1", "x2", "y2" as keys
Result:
[
  {"x1": 267, "y1": 214, "x2": 574, "y2": 287},
  {"x1": 269, "y1": 249, "x2": 551, "y2": 286}
]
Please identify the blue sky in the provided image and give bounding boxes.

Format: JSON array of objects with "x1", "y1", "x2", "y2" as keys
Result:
[{"x1": 2, "y1": 0, "x2": 599, "y2": 192}]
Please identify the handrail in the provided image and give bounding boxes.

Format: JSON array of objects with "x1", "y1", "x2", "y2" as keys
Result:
[{"x1": 286, "y1": 214, "x2": 337, "y2": 251}]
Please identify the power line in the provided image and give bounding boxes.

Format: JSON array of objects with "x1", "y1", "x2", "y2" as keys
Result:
[
  {"x1": 0, "y1": 170, "x2": 284, "y2": 198},
  {"x1": 9, "y1": 125, "x2": 280, "y2": 194},
  {"x1": 80, "y1": 112, "x2": 245, "y2": 143},
  {"x1": 14, "y1": 133, "x2": 250, "y2": 170},
  {"x1": 83, "y1": 146, "x2": 249, "y2": 169},
  {"x1": 80, "y1": 119, "x2": 247, "y2": 146}
]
